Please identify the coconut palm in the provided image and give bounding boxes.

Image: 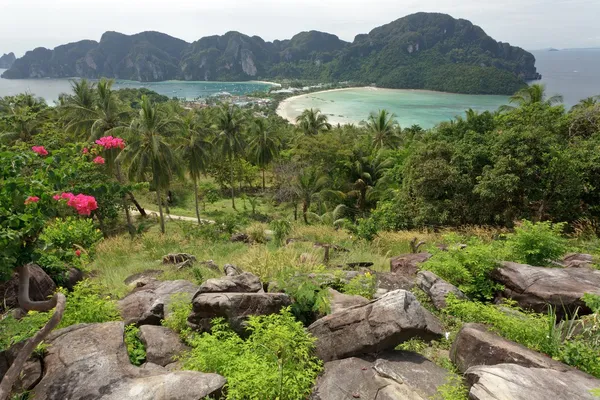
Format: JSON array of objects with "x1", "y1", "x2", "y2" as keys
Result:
[
  {"x1": 501, "y1": 84, "x2": 563, "y2": 112},
  {"x1": 0, "y1": 106, "x2": 44, "y2": 144},
  {"x1": 294, "y1": 168, "x2": 330, "y2": 224},
  {"x1": 118, "y1": 96, "x2": 181, "y2": 233},
  {"x1": 366, "y1": 109, "x2": 400, "y2": 149},
  {"x1": 213, "y1": 103, "x2": 245, "y2": 210},
  {"x1": 177, "y1": 113, "x2": 213, "y2": 224},
  {"x1": 62, "y1": 79, "x2": 129, "y2": 141},
  {"x1": 248, "y1": 118, "x2": 280, "y2": 191},
  {"x1": 295, "y1": 108, "x2": 331, "y2": 136},
  {"x1": 572, "y1": 96, "x2": 600, "y2": 110}
]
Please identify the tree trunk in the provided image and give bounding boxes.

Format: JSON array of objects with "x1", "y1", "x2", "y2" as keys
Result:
[
  {"x1": 303, "y1": 201, "x2": 309, "y2": 224},
  {"x1": 293, "y1": 203, "x2": 298, "y2": 221},
  {"x1": 193, "y1": 178, "x2": 201, "y2": 225},
  {"x1": 116, "y1": 163, "x2": 134, "y2": 236},
  {"x1": 230, "y1": 160, "x2": 236, "y2": 210},
  {"x1": 262, "y1": 168, "x2": 266, "y2": 192},
  {"x1": 156, "y1": 188, "x2": 165, "y2": 234},
  {"x1": 129, "y1": 192, "x2": 147, "y2": 217}
]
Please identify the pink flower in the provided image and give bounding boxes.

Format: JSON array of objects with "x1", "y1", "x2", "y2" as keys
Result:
[
  {"x1": 31, "y1": 146, "x2": 48, "y2": 156},
  {"x1": 82, "y1": 147, "x2": 89, "y2": 154},
  {"x1": 75, "y1": 250, "x2": 81, "y2": 257},
  {"x1": 93, "y1": 156, "x2": 105, "y2": 165},
  {"x1": 24, "y1": 196, "x2": 40, "y2": 205},
  {"x1": 56, "y1": 192, "x2": 98, "y2": 215},
  {"x1": 53, "y1": 194, "x2": 61, "y2": 200},
  {"x1": 95, "y1": 136, "x2": 126, "y2": 150}
]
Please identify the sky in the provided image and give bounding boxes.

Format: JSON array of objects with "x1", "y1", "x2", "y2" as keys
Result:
[{"x1": 1, "y1": 0, "x2": 598, "y2": 57}]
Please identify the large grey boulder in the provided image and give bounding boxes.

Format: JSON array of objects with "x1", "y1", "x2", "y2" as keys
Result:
[
  {"x1": 308, "y1": 290, "x2": 443, "y2": 362},
  {"x1": 311, "y1": 351, "x2": 449, "y2": 400},
  {"x1": 374, "y1": 271, "x2": 415, "y2": 298},
  {"x1": 416, "y1": 270, "x2": 467, "y2": 309},
  {"x1": 0, "y1": 264, "x2": 56, "y2": 312},
  {"x1": 32, "y1": 322, "x2": 225, "y2": 400},
  {"x1": 188, "y1": 292, "x2": 292, "y2": 333},
  {"x1": 451, "y1": 323, "x2": 574, "y2": 373},
  {"x1": 197, "y1": 272, "x2": 263, "y2": 294},
  {"x1": 0, "y1": 341, "x2": 42, "y2": 391},
  {"x1": 493, "y1": 262, "x2": 600, "y2": 314},
  {"x1": 562, "y1": 253, "x2": 595, "y2": 269},
  {"x1": 327, "y1": 288, "x2": 369, "y2": 314},
  {"x1": 139, "y1": 325, "x2": 189, "y2": 367},
  {"x1": 118, "y1": 280, "x2": 199, "y2": 326},
  {"x1": 465, "y1": 363, "x2": 600, "y2": 400},
  {"x1": 390, "y1": 253, "x2": 432, "y2": 275}
]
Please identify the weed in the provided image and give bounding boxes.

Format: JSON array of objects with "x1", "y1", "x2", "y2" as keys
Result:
[{"x1": 124, "y1": 324, "x2": 146, "y2": 366}]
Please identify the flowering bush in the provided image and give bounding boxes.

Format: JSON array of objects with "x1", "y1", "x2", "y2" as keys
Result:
[
  {"x1": 95, "y1": 136, "x2": 125, "y2": 150},
  {"x1": 93, "y1": 156, "x2": 105, "y2": 165},
  {"x1": 31, "y1": 145, "x2": 48, "y2": 156},
  {"x1": 82, "y1": 147, "x2": 89, "y2": 154},
  {"x1": 55, "y1": 192, "x2": 99, "y2": 216},
  {"x1": 24, "y1": 196, "x2": 40, "y2": 205}
]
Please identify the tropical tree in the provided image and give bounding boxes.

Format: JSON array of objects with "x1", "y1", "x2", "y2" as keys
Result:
[
  {"x1": 118, "y1": 96, "x2": 181, "y2": 233},
  {"x1": 295, "y1": 108, "x2": 331, "y2": 136},
  {"x1": 366, "y1": 109, "x2": 400, "y2": 149},
  {"x1": 62, "y1": 79, "x2": 129, "y2": 141},
  {"x1": 293, "y1": 168, "x2": 330, "y2": 224},
  {"x1": 177, "y1": 113, "x2": 213, "y2": 224},
  {"x1": 248, "y1": 118, "x2": 280, "y2": 190},
  {"x1": 501, "y1": 84, "x2": 563, "y2": 111},
  {"x1": 213, "y1": 103, "x2": 245, "y2": 210}
]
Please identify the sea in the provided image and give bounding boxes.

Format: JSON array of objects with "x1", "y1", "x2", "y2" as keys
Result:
[{"x1": 1, "y1": 48, "x2": 599, "y2": 128}]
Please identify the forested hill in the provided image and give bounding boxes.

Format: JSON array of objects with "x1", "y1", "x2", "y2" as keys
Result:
[{"x1": 2, "y1": 12, "x2": 540, "y2": 94}]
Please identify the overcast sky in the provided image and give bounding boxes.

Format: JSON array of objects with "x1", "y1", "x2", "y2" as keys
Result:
[{"x1": 1, "y1": 0, "x2": 598, "y2": 57}]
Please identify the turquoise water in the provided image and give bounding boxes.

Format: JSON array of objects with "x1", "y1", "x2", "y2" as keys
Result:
[
  {"x1": 278, "y1": 88, "x2": 509, "y2": 129},
  {"x1": 0, "y1": 70, "x2": 273, "y2": 103}
]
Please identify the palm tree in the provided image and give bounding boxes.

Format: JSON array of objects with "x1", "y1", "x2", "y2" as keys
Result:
[
  {"x1": 295, "y1": 108, "x2": 331, "y2": 136},
  {"x1": 62, "y1": 79, "x2": 129, "y2": 140},
  {"x1": 213, "y1": 103, "x2": 245, "y2": 210},
  {"x1": 248, "y1": 118, "x2": 280, "y2": 191},
  {"x1": 177, "y1": 113, "x2": 212, "y2": 224},
  {"x1": 501, "y1": 84, "x2": 563, "y2": 112},
  {"x1": 366, "y1": 109, "x2": 400, "y2": 150},
  {"x1": 0, "y1": 106, "x2": 44, "y2": 144},
  {"x1": 118, "y1": 96, "x2": 181, "y2": 234},
  {"x1": 572, "y1": 96, "x2": 600, "y2": 110},
  {"x1": 294, "y1": 168, "x2": 330, "y2": 224}
]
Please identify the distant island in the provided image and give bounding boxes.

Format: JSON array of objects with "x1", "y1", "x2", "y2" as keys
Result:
[
  {"x1": 0, "y1": 52, "x2": 16, "y2": 69},
  {"x1": 1, "y1": 12, "x2": 541, "y2": 95}
]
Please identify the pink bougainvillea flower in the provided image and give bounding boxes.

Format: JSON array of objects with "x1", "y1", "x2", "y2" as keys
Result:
[
  {"x1": 95, "y1": 136, "x2": 126, "y2": 150},
  {"x1": 53, "y1": 194, "x2": 61, "y2": 200},
  {"x1": 75, "y1": 250, "x2": 82, "y2": 257},
  {"x1": 31, "y1": 146, "x2": 48, "y2": 156},
  {"x1": 55, "y1": 192, "x2": 98, "y2": 215},
  {"x1": 61, "y1": 192, "x2": 74, "y2": 200},
  {"x1": 24, "y1": 196, "x2": 40, "y2": 205},
  {"x1": 93, "y1": 156, "x2": 105, "y2": 165},
  {"x1": 82, "y1": 147, "x2": 89, "y2": 154}
]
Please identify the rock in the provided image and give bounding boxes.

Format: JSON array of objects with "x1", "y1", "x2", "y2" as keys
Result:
[
  {"x1": 32, "y1": 322, "x2": 226, "y2": 400},
  {"x1": 416, "y1": 270, "x2": 466, "y2": 309},
  {"x1": 118, "y1": 280, "x2": 199, "y2": 326},
  {"x1": 162, "y1": 253, "x2": 196, "y2": 265},
  {"x1": 223, "y1": 264, "x2": 242, "y2": 276},
  {"x1": 562, "y1": 253, "x2": 595, "y2": 269},
  {"x1": 139, "y1": 325, "x2": 189, "y2": 367},
  {"x1": 311, "y1": 351, "x2": 449, "y2": 400},
  {"x1": 465, "y1": 363, "x2": 600, "y2": 400},
  {"x1": 188, "y1": 292, "x2": 292, "y2": 333},
  {"x1": 0, "y1": 52, "x2": 16, "y2": 69},
  {"x1": 124, "y1": 270, "x2": 164, "y2": 287},
  {"x1": 0, "y1": 264, "x2": 56, "y2": 312},
  {"x1": 493, "y1": 261, "x2": 600, "y2": 315},
  {"x1": 450, "y1": 323, "x2": 574, "y2": 373},
  {"x1": 308, "y1": 290, "x2": 443, "y2": 361},
  {"x1": 390, "y1": 252, "x2": 432, "y2": 275},
  {"x1": 327, "y1": 288, "x2": 369, "y2": 314},
  {"x1": 0, "y1": 341, "x2": 43, "y2": 391},
  {"x1": 230, "y1": 232, "x2": 250, "y2": 243},
  {"x1": 197, "y1": 272, "x2": 263, "y2": 294},
  {"x1": 374, "y1": 271, "x2": 415, "y2": 298},
  {"x1": 65, "y1": 267, "x2": 84, "y2": 291}
]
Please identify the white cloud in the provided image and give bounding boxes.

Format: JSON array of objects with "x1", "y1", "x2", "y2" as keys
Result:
[{"x1": 0, "y1": 0, "x2": 597, "y2": 56}]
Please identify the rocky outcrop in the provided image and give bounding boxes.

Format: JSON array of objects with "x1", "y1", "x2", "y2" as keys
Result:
[
  {"x1": 416, "y1": 270, "x2": 466, "y2": 309},
  {"x1": 561, "y1": 253, "x2": 595, "y2": 269},
  {"x1": 65, "y1": 267, "x2": 84, "y2": 291},
  {"x1": 188, "y1": 292, "x2": 292, "y2": 333},
  {"x1": 0, "y1": 264, "x2": 56, "y2": 312},
  {"x1": 311, "y1": 351, "x2": 449, "y2": 400},
  {"x1": 32, "y1": 322, "x2": 226, "y2": 400},
  {"x1": 389, "y1": 252, "x2": 431, "y2": 276},
  {"x1": 197, "y1": 272, "x2": 263, "y2": 294},
  {"x1": 327, "y1": 288, "x2": 369, "y2": 314},
  {"x1": 0, "y1": 52, "x2": 16, "y2": 69},
  {"x1": 0, "y1": 341, "x2": 42, "y2": 392},
  {"x1": 374, "y1": 271, "x2": 415, "y2": 297},
  {"x1": 450, "y1": 323, "x2": 574, "y2": 373},
  {"x1": 493, "y1": 261, "x2": 600, "y2": 315},
  {"x1": 465, "y1": 363, "x2": 600, "y2": 400},
  {"x1": 308, "y1": 290, "x2": 443, "y2": 361},
  {"x1": 139, "y1": 325, "x2": 189, "y2": 367},
  {"x1": 118, "y1": 280, "x2": 198, "y2": 326}
]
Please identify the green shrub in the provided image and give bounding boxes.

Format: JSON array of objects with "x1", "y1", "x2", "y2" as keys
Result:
[
  {"x1": 276, "y1": 274, "x2": 330, "y2": 324},
  {"x1": 435, "y1": 374, "x2": 469, "y2": 400},
  {"x1": 505, "y1": 220, "x2": 567, "y2": 266},
  {"x1": 559, "y1": 339, "x2": 600, "y2": 378},
  {"x1": 270, "y1": 219, "x2": 292, "y2": 247},
  {"x1": 57, "y1": 280, "x2": 121, "y2": 328},
  {"x1": 342, "y1": 272, "x2": 377, "y2": 299},
  {"x1": 182, "y1": 308, "x2": 323, "y2": 400},
  {"x1": 422, "y1": 240, "x2": 504, "y2": 301},
  {"x1": 162, "y1": 293, "x2": 193, "y2": 334},
  {"x1": 246, "y1": 222, "x2": 267, "y2": 244},
  {"x1": 124, "y1": 324, "x2": 146, "y2": 366},
  {"x1": 355, "y1": 217, "x2": 379, "y2": 242},
  {"x1": 0, "y1": 311, "x2": 51, "y2": 351}
]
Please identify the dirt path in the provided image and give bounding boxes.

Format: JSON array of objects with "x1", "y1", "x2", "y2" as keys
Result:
[{"x1": 132, "y1": 209, "x2": 214, "y2": 224}]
